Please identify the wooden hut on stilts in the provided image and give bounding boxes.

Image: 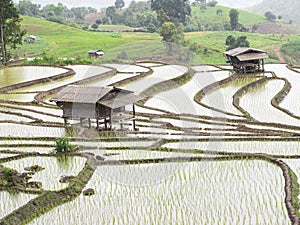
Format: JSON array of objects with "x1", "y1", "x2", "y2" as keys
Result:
[
  {"x1": 50, "y1": 85, "x2": 142, "y2": 131},
  {"x1": 224, "y1": 47, "x2": 269, "y2": 74}
]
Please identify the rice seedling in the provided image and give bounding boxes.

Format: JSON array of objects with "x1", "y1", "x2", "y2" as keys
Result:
[
  {"x1": 27, "y1": 160, "x2": 289, "y2": 225},
  {"x1": 0, "y1": 63, "x2": 300, "y2": 224},
  {"x1": 3, "y1": 156, "x2": 86, "y2": 191}
]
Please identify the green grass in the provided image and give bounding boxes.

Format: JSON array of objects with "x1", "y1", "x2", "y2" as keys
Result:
[
  {"x1": 191, "y1": 5, "x2": 268, "y2": 28},
  {"x1": 14, "y1": 16, "x2": 300, "y2": 65},
  {"x1": 96, "y1": 25, "x2": 138, "y2": 32},
  {"x1": 281, "y1": 40, "x2": 300, "y2": 65},
  {"x1": 185, "y1": 31, "x2": 300, "y2": 64},
  {"x1": 18, "y1": 16, "x2": 159, "y2": 59}
]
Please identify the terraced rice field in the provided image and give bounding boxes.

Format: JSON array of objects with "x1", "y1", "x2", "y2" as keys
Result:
[{"x1": 0, "y1": 62, "x2": 300, "y2": 224}]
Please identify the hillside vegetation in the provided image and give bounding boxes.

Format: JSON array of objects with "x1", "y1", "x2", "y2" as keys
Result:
[
  {"x1": 185, "y1": 31, "x2": 300, "y2": 64},
  {"x1": 15, "y1": 15, "x2": 300, "y2": 65},
  {"x1": 281, "y1": 41, "x2": 300, "y2": 65},
  {"x1": 18, "y1": 16, "x2": 159, "y2": 58},
  {"x1": 249, "y1": 0, "x2": 300, "y2": 24},
  {"x1": 190, "y1": 5, "x2": 268, "y2": 31},
  {"x1": 216, "y1": 0, "x2": 262, "y2": 8}
]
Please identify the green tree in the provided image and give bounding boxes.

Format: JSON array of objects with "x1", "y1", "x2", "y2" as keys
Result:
[
  {"x1": 207, "y1": 0, "x2": 218, "y2": 7},
  {"x1": 102, "y1": 16, "x2": 109, "y2": 24},
  {"x1": 225, "y1": 35, "x2": 250, "y2": 50},
  {"x1": 95, "y1": 19, "x2": 102, "y2": 25},
  {"x1": 18, "y1": 0, "x2": 41, "y2": 16},
  {"x1": 151, "y1": 0, "x2": 191, "y2": 25},
  {"x1": 69, "y1": 6, "x2": 96, "y2": 21},
  {"x1": 229, "y1": 9, "x2": 239, "y2": 31},
  {"x1": 235, "y1": 36, "x2": 250, "y2": 47},
  {"x1": 106, "y1": 6, "x2": 116, "y2": 23},
  {"x1": 91, "y1": 23, "x2": 99, "y2": 29},
  {"x1": 216, "y1": 9, "x2": 223, "y2": 15},
  {"x1": 115, "y1": 0, "x2": 125, "y2": 10},
  {"x1": 147, "y1": 23, "x2": 156, "y2": 32},
  {"x1": 156, "y1": 8, "x2": 170, "y2": 25},
  {"x1": 0, "y1": 0, "x2": 26, "y2": 63},
  {"x1": 159, "y1": 22, "x2": 183, "y2": 43},
  {"x1": 225, "y1": 35, "x2": 235, "y2": 46},
  {"x1": 264, "y1": 11, "x2": 276, "y2": 21}
]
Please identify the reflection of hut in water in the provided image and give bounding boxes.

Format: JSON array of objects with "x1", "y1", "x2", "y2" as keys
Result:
[
  {"x1": 224, "y1": 47, "x2": 269, "y2": 74},
  {"x1": 26, "y1": 35, "x2": 36, "y2": 44},
  {"x1": 50, "y1": 85, "x2": 142, "y2": 131}
]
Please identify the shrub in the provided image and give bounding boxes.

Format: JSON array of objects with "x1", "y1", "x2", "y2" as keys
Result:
[
  {"x1": 91, "y1": 23, "x2": 99, "y2": 29},
  {"x1": 207, "y1": 0, "x2": 218, "y2": 7},
  {"x1": 264, "y1": 11, "x2": 276, "y2": 21},
  {"x1": 54, "y1": 137, "x2": 74, "y2": 153}
]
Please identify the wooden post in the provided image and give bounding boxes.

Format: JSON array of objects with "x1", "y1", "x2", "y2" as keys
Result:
[
  {"x1": 80, "y1": 118, "x2": 83, "y2": 126},
  {"x1": 64, "y1": 118, "x2": 68, "y2": 126},
  {"x1": 88, "y1": 118, "x2": 91, "y2": 129},
  {"x1": 96, "y1": 118, "x2": 99, "y2": 131},
  {"x1": 0, "y1": 8, "x2": 7, "y2": 64},
  {"x1": 104, "y1": 118, "x2": 107, "y2": 130},
  {"x1": 133, "y1": 103, "x2": 136, "y2": 131},
  {"x1": 109, "y1": 115, "x2": 112, "y2": 131},
  {"x1": 262, "y1": 59, "x2": 265, "y2": 72}
]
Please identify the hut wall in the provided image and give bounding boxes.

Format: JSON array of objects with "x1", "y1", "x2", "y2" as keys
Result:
[
  {"x1": 63, "y1": 103, "x2": 97, "y2": 119},
  {"x1": 113, "y1": 106, "x2": 125, "y2": 113},
  {"x1": 97, "y1": 105, "x2": 112, "y2": 118}
]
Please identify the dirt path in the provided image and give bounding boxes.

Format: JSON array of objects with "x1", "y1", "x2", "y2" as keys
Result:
[{"x1": 274, "y1": 45, "x2": 286, "y2": 63}]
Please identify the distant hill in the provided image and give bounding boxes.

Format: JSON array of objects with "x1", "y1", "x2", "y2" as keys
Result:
[
  {"x1": 248, "y1": 0, "x2": 300, "y2": 24},
  {"x1": 216, "y1": 0, "x2": 262, "y2": 9},
  {"x1": 190, "y1": 5, "x2": 268, "y2": 31},
  {"x1": 14, "y1": 0, "x2": 261, "y2": 9},
  {"x1": 13, "y1": 0, "x2": 146, "y2": 9}
]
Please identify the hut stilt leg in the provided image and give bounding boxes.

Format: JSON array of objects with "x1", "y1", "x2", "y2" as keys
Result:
[
  {"x1": 109, "y1": 115, "x2": 112, "y2": 131},
  {"x1": 88, "y1": 118, "x2": 91, "y2": 129},
  {"x1": 64, "y1": 118, "x2": 68, "y2": 126},
  {"x1": 133, "y1": 103, "x2": 136, "y2": 131}
]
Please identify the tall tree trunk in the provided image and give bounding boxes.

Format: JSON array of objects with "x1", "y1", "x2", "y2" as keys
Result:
[{"x1": 0, "y1": 7, "x2": 6, "y2": 64}]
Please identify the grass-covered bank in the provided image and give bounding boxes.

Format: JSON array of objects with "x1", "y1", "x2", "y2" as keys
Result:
[
  {"x1": 11, "y1": 16, "x2": 300, "y2": 65},
  {"x1": 17, "y1": 16, "x2": 159, "y2": 59},
  {"x1": 185, "y1": 31, "x2": 300, "y2": 64}
]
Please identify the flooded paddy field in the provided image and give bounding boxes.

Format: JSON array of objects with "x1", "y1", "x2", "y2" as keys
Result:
[{"x1": 1, "y1": 63, "x2": 300, "y2": 224}]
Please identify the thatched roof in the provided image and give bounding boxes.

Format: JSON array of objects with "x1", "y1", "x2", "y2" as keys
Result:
[
  {"x1": 28, "y1": 35, "x2": 36, "y2": 39},
  {"x1": 224, "y1": 47, "x2": 269, "y2": 61},
  {"x1": 99, "y1": 91, "x2": 142, "y2": 109},
  {"x1": 50, "y1": 85, "x2": 142, "y2": 108},
  {"x1": 88, "y1": 50, "x2": 104, "y2": 55}
]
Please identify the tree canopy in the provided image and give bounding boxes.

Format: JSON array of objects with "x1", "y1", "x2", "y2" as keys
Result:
[
  {"x1": 225, "y1": 35, "x2": 250, "y2": 50},
  {"x1": 151, "y1": 0, "x2": 191, "y2": 25},
  {"x1": 159, "y1": 22, "x2": 184, "y2": 43},
  {"x1": 106, "y1": 6, "x2": 116, "y2": 22},
  {"x1": 115, "y1": 0, "x2": 125, "y2": 10},
  {"x1": 0, "y1": 0, "x2": 26, "y2": 63},
  {"x1": 264, "y1": 11, "x2": 276, "y2": 21},
  {"x1": 229, "y1": 9, "x2": 239, "y2": 31}
]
